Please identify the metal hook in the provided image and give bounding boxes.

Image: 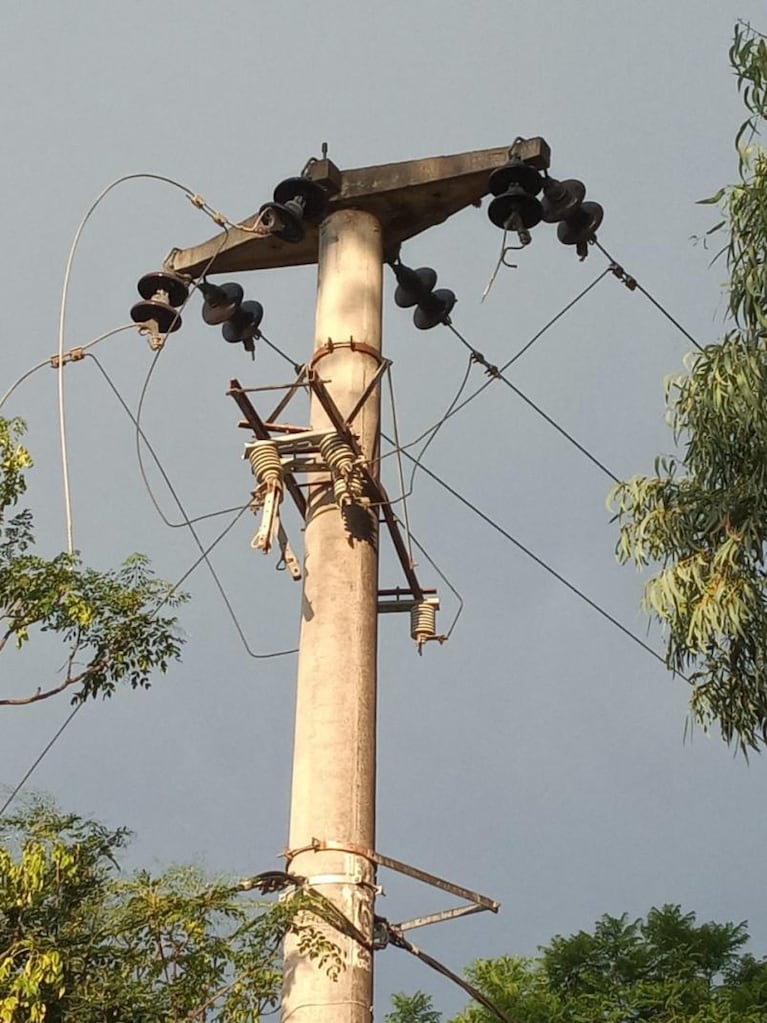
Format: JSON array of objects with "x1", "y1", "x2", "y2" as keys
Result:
[{"x1": 481, "y1": 230, "x2": 518, "y2": 303}]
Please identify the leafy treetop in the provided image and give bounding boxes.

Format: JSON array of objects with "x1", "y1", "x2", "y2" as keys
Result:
[{"x1": 609, "y1": 24, "x2": 767, "y2": 751}]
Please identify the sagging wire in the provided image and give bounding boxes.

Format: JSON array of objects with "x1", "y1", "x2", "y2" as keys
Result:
[
  {"x1": 405, "y1": 354, "x2": 474, "y2": 497},
  {"x1": 398, "y1": 520, "x2": 464, "y2": 640},
  {"x1": 54, "y1": 171, "x2": 257, "y2": 557},
  {"x1": 88, "y1": 354, "x2": 297, "y2": 661},
  {"x1": 592, "y1": 239, "x2": 705, "y2": 353},
  {"x1": 0, "y1": 493, "x2": 279, "y2": 819},
  {"x1": 1, "y1": 323, "x2": 138, "y2": 414}
]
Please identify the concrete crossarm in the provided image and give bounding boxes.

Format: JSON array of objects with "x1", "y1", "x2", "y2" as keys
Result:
[{"x1": 163, "y1": 138, "x2": 550, "y2": 277}]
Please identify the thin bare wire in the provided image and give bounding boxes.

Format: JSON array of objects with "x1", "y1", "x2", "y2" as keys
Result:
[
  {"x1": 0, "y1": 490, "x2": 286, "y2": 818},
  {"x1": 1, "y1": 323, "x2": 137, "y2": 413},
  {"x1": 405, "y1": 354, "x2": 474, "y2": 494},
  {"x1": 397, "y1": 520, "x2": 464, "y2": 639},
  {"x1": 54, "y1": 167, "x2": 259, "y2": 555},
  {"x1": 383, "y1": 434, "x2": 674, "y2": 673},
  {"x1": 385, "y1": 366, "x2": 414, "y2": 565},
  {"x1": 0, "y1": 361, "x2": 48, "y2": 413},
  {"x1": 378, "y1": 268, "x2": 611, "y2": 467},
  {"x1": 446, "y1": 322, "x2": 620, "y2": 483},
  {"x1": 592, "y1": 239, "x2": 705, "y2": 352},
  {"x1": 88, "y1": 354, "x2": 297, "y2": 660}
]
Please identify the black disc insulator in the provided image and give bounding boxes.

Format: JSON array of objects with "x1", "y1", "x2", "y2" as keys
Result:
[
  {"x1": 131, "y1": 299, "x2": 182, "y2": 333},
  {"x1": 488, "y1": 159, "x2": 543, "y2": 198},
  {"x1": 557, "y1": 201, "x2": 604, "y2": 245},
  {"x1": 413, "y1": 289, "x2": 457, "y2": 330},
  {"x1": 394, "y1": 266, "x2": 438, "y2": 309},
  {"x1": 222, "y1": 300, "x2": 264, "y2": 344},
  {"x1": 272, "y1": 177, "x2": 328, "y2": 221},
  {"x1": 260, "y1": 201, "x2": 305, "y2": 243},
  {"x1": 136, "y1": 271, "x2": 189, "y2": 307},
  {"x1": 488, "y1": 186, "x2": 543, "y2": 230},
  {"x1": 541, "y1": 178, "x2": 586, "y2": 223},
  {"x1": 199, "y1": 281, "x2": 244, "y2": 325}
]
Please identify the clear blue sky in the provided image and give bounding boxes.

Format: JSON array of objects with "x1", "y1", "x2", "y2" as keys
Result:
[{"x1": 2, "y1": 2, "x2": 765, "y2": 1016}]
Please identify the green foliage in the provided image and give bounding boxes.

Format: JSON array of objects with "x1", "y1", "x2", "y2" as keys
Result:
[
  {"x1": 0, "y1": 417, "x2": 187, "y2": 705},
  {"x1": 401, "y1": 905, "x2": 766, "y2": 1023},
  {"x1": 0, "y1": 801, "x2": 342, "y2": 1022},
  {"x1": 609, "y1": 23, "x2": 767, "y2": 750},
  {"x1": 386, "y1": 990, "x2": 442, "y2": 1023}
]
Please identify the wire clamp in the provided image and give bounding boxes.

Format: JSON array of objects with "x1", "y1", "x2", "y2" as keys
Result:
[{"x1": 609, "y1": 262, "x2": 637, "y2": 290}]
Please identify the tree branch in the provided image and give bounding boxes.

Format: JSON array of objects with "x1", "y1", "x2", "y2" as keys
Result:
[{"x1": 0, "y1": 659, "x2": 105, "y2": 706}]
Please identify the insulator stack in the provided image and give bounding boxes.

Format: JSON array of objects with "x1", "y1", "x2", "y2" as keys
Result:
[
  {"x1": 410, "y1": 600, "x2": 439, "y2": 653},
  {"x1": 248, "y1": 440, "x2": 283, "y2": 486},
  {"x1": 246, "y1": 440, "x2": 284, "y2": 555},
  {"x1": 318, "y1": 432, "x2": 366, "y2": 507}
]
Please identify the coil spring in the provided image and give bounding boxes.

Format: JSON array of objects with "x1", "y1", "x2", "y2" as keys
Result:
[
  {"x1": 410, "y1": 600, "x2": 438, "y2": 645},
  {"x1": 248, "y1": 440, "x2": 283, "y2": 485}
]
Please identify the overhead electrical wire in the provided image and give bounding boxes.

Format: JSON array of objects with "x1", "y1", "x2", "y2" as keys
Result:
[
  {"x1": 53, "y1": 170, "x2": 258, "y2": 558},
  {"x1": 593, "y1": 239, "x2": 705, "y2": 352},
  {"x1": 0, "y1": 478, "x2": 270, "y2": 819},
  {"x1": 88, "y1": 353, "x2": 298, "y2": 661},
  {"x1": 377, "y1": 266, "x2": 612, "y2": 469},
  {"x1": 0, "y1": 323, "x2": 137, "y2": 413},
  {"x1": 384, "y1": 436, "x2": 672, "y2": 673},
  {"x1": 445, "y1": 321, "x2": 620, "y2": 484}
]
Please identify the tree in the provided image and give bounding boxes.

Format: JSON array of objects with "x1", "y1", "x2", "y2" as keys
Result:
[
  {"x1": 0, "y1": 416, "x2": 186, "y2": 706},
  {"x1": 609, "y1": 23, "x2": 767, "y2": 751},
  {"x1": 0, "y1": 801, "x2": 342, "y2": 1022},
  {"x1": 389, "y1": 905, "x2": 767, "y2": 1023}
]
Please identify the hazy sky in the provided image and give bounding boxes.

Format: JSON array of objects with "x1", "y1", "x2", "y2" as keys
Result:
[{"x1": 2, "y1": 2, "x2": 766, "y2": 1017}]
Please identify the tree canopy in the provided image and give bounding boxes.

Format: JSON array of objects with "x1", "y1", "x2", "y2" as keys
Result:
[
  {"x1": 609, "y1": 24, "x2": 767, "y2": 751},
  {"x1": 0, "y1": 801, "x2": 341, "y2": 1022},
  {"x1": 388, "y1": 905, "x2": 767, "y2": 1023},
  {"x1": 0, "y1": 416, "x2": 186, "y2": 706}
]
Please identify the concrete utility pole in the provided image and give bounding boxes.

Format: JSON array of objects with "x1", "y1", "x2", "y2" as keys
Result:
[{"x1": 166, "y1": 138, "x2": 549, "y2": 1023}]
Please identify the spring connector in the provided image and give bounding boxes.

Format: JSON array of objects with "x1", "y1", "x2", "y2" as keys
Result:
[
  {"x1": 318, "y1": 433, "x2": 366, "y2": 509},
  {"x1": 247, "y1": 440, "x2": 284, "y2": 554},
  {"x1": 410, "y1": 599, "x2": 445, "y2": 655}
]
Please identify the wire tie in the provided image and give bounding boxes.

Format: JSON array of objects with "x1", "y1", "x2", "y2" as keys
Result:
[{"x1": 189, "y1": 193, "x2": 206, "y2": 209}]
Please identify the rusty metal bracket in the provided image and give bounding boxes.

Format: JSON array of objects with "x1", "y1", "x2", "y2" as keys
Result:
[
  {"x1": 346, "y1": 359, "x2": 392, "y2": 427},
  {"x1": 310, "y1": 338, "x2": 384, "y2": 369},
  {"x1": 284, "y1": 838, "x2": 499, "y2": 915},
  {"x1": 228, "y1": 379, "x2": 307, "y2": 519}
]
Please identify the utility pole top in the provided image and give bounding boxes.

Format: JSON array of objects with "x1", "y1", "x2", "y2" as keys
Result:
[{"x1": 164, "y1": 138, "x2": 550, "y2": 277}]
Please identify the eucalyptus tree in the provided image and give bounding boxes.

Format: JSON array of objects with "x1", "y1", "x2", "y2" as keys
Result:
[{"x1": 610, "y1": 24, "x2": 767, "y2": 751}]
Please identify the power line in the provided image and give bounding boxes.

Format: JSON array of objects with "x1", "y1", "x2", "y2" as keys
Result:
[
  {"x1": 378, "y1": 268, "x2": 612, "y2": 468},
  {"x1": 88, "y1": 353, "x2": 298, "y2": 661},
  {"x1": 0, "y1": 474, "x2": 286, "y2": 819},
  {"x1": 446, "y1": 321, "x2": 620, "y2": 483},
  {"x1": 593, "y1": 239, "x2": 705, "y2": 352},
  {"x1": 384, "y1": 435, "x2": 671, "y2": 673},
  {"x1": 0, "y1": 705, "x2": 82, "y2": 818}
]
